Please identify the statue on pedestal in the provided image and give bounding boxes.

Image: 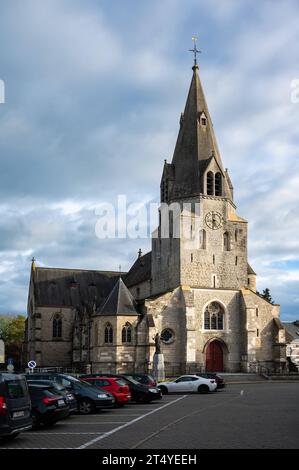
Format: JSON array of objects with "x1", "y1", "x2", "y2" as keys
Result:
[
  {"x1": 152, "y1": 331, "x2": 165, "y2": 381},
  {"x1": 153, "y1": 332, "x2": 161, "y2": 354}
]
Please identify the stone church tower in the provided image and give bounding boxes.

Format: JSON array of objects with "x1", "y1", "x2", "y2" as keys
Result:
[{"x1": 25, "y1": 61, "x2": 287, "y2": 375}]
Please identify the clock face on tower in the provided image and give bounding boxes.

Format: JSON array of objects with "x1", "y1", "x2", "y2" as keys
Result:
[{"x1": 205, "y1": 211, "x2": 223, "y2": 230}]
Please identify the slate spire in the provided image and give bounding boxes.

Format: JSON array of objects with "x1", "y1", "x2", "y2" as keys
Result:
[{"x1": 166, "y1": 63, "x2": 232, "y2": 201}]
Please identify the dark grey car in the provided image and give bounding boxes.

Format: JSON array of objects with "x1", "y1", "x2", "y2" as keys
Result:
[
  {"x1": 25, "y1": 373, "x2": 115, "y2": 414},
  {"x1": 0, "y1": 373, "x2": 32, "y2": 440}
]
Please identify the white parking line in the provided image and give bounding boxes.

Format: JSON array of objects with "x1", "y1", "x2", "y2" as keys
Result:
[
  {"x1": 59, "y1": 421, "x2": 128, "y2": 425},
  {"x1": 26, "y1": 432, "x2": 105, "y2": 435},
  {"x1": 77, "y1": 395, "x2": 187, "y2": 449}
]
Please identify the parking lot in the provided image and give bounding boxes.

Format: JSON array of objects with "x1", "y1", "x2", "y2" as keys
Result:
[{"x1": 1, "y1": 382, "x2": 299, "y2": 449}]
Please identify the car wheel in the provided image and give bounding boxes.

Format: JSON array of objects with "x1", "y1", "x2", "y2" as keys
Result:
[
  {"x1": 198, "y1": 385, "x2": 209, "y2": 394},
  {"x1": 79, "y1": 399, "x2": 95, "y2": 414},
  {"x1": 159, "y1": 386, "x2": 168, "y2": 395}
]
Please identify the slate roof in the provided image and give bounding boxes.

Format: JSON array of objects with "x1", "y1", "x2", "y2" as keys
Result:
[
  {"x1": 247, "y1": 263, "x2": 256, "y2": 275},
  {"x1": 169, "y1": 65, "x2": 233, "y2": 201},
  {"x1": 32, "y1": 267, "x2": 123, "y2": 310},
  {"x1": 97, "y1": 277, "x2": 138, "y2": 316},
  {"x1": 282, "y1": 321, "x2": 299, "y2": 341},
  {"x1": 124, "y1": 252, "x2": 152, "y2": 287}
]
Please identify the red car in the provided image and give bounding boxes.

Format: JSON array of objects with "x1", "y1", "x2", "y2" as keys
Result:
[{"x1": 80, "y1": 377, "x2": 131, "y2": 406}]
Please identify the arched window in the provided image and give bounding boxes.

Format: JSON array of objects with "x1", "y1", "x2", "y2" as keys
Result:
[
  {"x1": 204, "y1": 302, "x2": 224, "y2": 330},
  {"x1": 207, "y1": 172, "x2": 214, "y2": 195},
  {"x1": 199, "y1": 229, "x2": 206, "y2": 249},
  {"x1": 122, "y1": 322, "x2": 132, "y2": 343},
  {"x1": 53, "y1": 314, "x2": 62, "y2": 339},
  {"x1": 215, "y1": 172, "x2": 222, "y2": 196},
  {"x1": 104, "y1": 323, "x2": 113, "y2": 344},
  {"x1": 223, "y1": 232, "x2": 231, "y2": 251}
]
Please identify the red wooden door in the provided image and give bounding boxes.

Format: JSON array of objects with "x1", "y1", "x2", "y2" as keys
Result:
[{"x1": 206, "y1": 341, "x2": 223, "y2": 372}]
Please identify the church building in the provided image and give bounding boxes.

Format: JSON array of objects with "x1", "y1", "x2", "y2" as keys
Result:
[{"x1": 25, "y1": 58, "x2": 287, "y2": 375}]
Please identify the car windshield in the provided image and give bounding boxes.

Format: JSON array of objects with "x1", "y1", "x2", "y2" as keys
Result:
[
  {"x1": 64, "y1": 375, "x2": 81, "y2": 383},
  {"x1": 116, "y1": 379, "x2": 126, "y2": 386},
  {"x1": 6, "y1": 380, "x2": 27, "y2": 399},
  {"x1": 123, "y1": 376, "x2": 140, "y2": 385},
  {"x1": 76, "y1": 380, "x2": 94, "y2": 388}
]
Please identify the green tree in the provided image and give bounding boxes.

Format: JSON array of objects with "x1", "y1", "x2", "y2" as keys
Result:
[
  {"x1": 0, "y1": 315, "x2": 26, "y2": 343},
  {"x1": 261, "y1": 288, "x2": 275, "y2": 304},
  {"x1": 0, "y1": 315, "x2": 26, "y2": 369}
]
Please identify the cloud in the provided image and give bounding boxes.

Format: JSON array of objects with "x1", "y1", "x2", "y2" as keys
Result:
[{"x1": 0, "y1": 0, "x2": 298, "y2": 320}]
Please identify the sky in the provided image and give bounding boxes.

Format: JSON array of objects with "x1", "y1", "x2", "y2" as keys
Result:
[{"x1": 0, "y1": 0, "x2": 298, "y2": 320}]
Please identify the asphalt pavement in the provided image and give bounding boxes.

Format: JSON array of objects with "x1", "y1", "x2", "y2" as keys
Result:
[{"x1": 1, "y1": 382, "x2": 298, "y2": 449}]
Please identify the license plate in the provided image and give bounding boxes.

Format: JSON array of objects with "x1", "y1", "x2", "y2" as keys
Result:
[
  {"x1": 58, "y1": 399, "x2": 65, "y2": 407},
  {"x1": 13, "y1": 411, "x2": 25, "y2": 418}
]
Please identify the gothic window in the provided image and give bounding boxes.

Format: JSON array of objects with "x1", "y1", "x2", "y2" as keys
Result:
[
  {"x1": 211, "y1": 313, "x2": 217, "y2": 329},
  {"x1": 199, "y1": 229, "x2": 206, "y2": 249},
  {"x1": 53, "y1": 314, "x2": 62, "y2": 339},
  {"x1": 223, "y1": 232, "x2": 231, "y2": 251},
  {"x1": 104, "y1": 323, "x2": 113, "y2": 344},
  {"x1": 204, "y1": 302, "x2": 224, "y2": 330},
  {"x1": 122, "y1": 322, "x2": 132, "y2": 343},
  {"x1": 204, "y1": 310, "x2": 210, "y2": 329},
  {"x1": 207, "y1": 172, "x2": 214, "y2": 195},
  {"x1": 215, "y1": 172, "x2": 222, "y2": 196}
]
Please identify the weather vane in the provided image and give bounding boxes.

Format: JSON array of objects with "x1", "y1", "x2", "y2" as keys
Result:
[{"x1": 189, "y1": 36, "x2": 201, "y2": 66}]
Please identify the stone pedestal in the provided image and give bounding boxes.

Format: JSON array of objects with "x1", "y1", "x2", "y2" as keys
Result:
[{"x1": 153, "y1": 353, "x2": 165, "y2": 381}]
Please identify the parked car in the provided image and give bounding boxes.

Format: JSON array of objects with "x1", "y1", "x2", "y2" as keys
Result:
[
  {"x1": 81, "y1": 373, "x2": 162, "y2": 404},
  {"x1": 26, "y1": 373, "x2": 115, "y2": 414},
  {"x1": 0, "y1": 373, "x2": 32, "y2": 440},
  {"x1": 158, "y1": 375, "x2": 217, "y2": 394},
  {"x1": 115, "y1": 375, "x2": 162, "y2": 403},
  {"x1": 196, "y1": 373, "x2": 225, "y2": 389},
  {"x1": 28, "y1": 383, "x2": 69, "y2": 428},
  {"x1": 26, "y1": 379, "x2": 77, "y2": 413},
  {"x1": 122, "y1": 374, "x2": 157, "y2": 387},
  {"x1": 80, "y1": 377, "x2": 131, "y2": 406}
]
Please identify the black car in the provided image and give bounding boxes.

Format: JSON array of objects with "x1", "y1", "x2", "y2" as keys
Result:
[
  {"x1": 82, "y1": 374, "x2": 162, "y2": 403},
  {"x1": 26, "y1": 379, "x2": 77, "y2": 413},
  {"x1": 0, "y1": 373, "x2": 32, "y2": 440},
  {"x1": 196, "y1": 373, "x2": 225, "y2": 389},
  {"x1": 122, "y1": 374, "x2": 157, "y2": 387},
  {"x1": 26, "y1": 373, "x2": 115, "y2": 414},
  {"x1": 28, "y1": 383, "x2": 69, "y2": 428}
]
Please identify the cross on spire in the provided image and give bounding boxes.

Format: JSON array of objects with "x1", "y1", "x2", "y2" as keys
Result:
[{"x1": 189, "y1": 36, "x2": 201, "y2": 66}]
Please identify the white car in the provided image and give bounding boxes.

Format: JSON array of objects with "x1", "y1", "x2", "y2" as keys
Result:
[{"x1": 158, "y1": 375, "x2": 217, "y2": 394}]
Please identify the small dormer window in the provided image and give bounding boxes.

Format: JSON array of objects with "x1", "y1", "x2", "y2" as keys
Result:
[{"x1": 201, "y1": 117, "x2": 207, "y2": 126}]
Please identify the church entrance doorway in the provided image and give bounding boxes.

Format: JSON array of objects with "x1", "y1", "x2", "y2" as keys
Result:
[{"x1": 206, "y1": 340, "x2": 223, "y2": 372}]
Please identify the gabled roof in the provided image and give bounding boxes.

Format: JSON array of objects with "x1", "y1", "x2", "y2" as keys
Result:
[
  {"x1": 124, "y1": 252, "x2": 152, "y2": 287},
  {"x1": 32, "y1": 267, "x2": 122, "y2": 310},
  {"x1": 98, "y1": 278, "x2": 138, "y2": 316}
]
